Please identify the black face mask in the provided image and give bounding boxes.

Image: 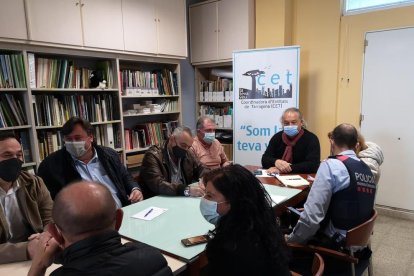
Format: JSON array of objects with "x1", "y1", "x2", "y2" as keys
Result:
[
  {"x1": 0, "y1": 158, "x2": 23, "y2": 182},
  {"x1": 172, "y1": 146, "x2": 187, "y2": 159}
]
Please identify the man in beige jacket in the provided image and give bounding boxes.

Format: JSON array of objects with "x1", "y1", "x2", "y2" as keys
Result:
[{"x1": 0, "y1": 131, "x2": 53, "y2": 264}]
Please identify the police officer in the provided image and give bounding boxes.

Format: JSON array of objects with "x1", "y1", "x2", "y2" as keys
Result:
[{"x1": 286, "y1": 123, "x2": 376, "y2": 245}]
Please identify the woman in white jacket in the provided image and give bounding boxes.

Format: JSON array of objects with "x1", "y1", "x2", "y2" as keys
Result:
[{"x1": 355, "y1": 133, "x2": 384, "y2": 184}]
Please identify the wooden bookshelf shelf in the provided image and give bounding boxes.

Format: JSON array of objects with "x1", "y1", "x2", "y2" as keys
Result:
[
  {"x1": 90, "y1": 120, "x2": 121, "y2": 125},
  {"x1": 0, "y1": 88, "x2": 27, "y2": 92},
  {"x1": 36, "y1": 121, "x2": 120, "y2": 129},
  {"x1": 31, "y1": 88, "x2": 119, "y2": 93},
  {"x1": 125, "y1": 147, "x2": 151, "y2": 154},
  {"x1": 121, "y1": 95, "x2": 179, "y2": 99},
  {"x1": 123, "y1": 111, "x2": 180, "y2": 118},
  {"x1": 115, "y1": 148, "x2": 123, "y2": 152},
  {"x1": 198, "y1": 101, "x2": 233, "y2": 104},
  {"x1": 0, "y1": 125, "x2": 32, "y2": 130}
]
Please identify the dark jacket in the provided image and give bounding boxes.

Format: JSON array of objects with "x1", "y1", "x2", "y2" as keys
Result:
[
  {"x1": 51, "y1": 230, "x2": 172, "y2": 276},
  {"x1": 0, "y1": 171, "x2": 53, "y2": 264},
  {"x1": 140, "y1": 141, "x2": 209, "y2": 197},
  {"x1": 206, "y1": 233, "x2": 291, "y2": 276},
  {"x1": 37, "y1": 145, "x2": 139, "y2": 206},
  {"x1": 261, "y1": 129, "x2": 321, "y2": 173},
  {"x1": 328, "y1": 155, "x2": 376, "y2": 230}
]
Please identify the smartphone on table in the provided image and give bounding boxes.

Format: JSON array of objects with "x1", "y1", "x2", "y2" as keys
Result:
[{"x1": 181, "y1": 234, "x2": 211, "y2": 247}]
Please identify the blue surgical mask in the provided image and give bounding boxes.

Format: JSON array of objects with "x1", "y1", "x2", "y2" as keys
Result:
[
  {"x1": 200, "y1": 197, "x2": 226, "y2": 225},
  {"x1": 203, "y1": 132, "x2": 215, "y2": 144},
  {"x1": 283, "y1": 125, "x2": 299, "y2": 137}
]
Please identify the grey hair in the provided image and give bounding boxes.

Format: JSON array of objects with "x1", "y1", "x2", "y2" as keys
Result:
[
  {"x1": 196, "y1": 116, "x2": 215, "y2": 130},
  {"x1": 280, "y1": 107, "x2": 307, "y2": 129},
  {"x1": 172, "y1": 126, "x2": 193, "y2": 138}
]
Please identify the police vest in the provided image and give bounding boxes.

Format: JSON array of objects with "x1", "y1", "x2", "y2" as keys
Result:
[{"x1": 327, "y1": 155, "x2": 376, "y2": 230}]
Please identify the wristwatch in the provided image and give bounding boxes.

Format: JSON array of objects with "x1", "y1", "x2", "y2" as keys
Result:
[{"x1": 184, "y1": 187, "x2": 190, "y2": 197}]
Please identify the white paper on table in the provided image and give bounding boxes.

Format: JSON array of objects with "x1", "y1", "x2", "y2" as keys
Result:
[
  {"x1": 276, "y1": 175, "x2": 310, "y2": 187},
  {"x1": 131, "y1": 206, "x2": 168, "y2": 221},
  {"x1": 270, "y1": 195, "x2": 287, "y2": 207}
]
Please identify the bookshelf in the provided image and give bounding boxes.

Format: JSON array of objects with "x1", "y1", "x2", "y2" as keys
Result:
[
  {"x1": 119, "y1": 58, "x2": 181, "y2": 169},
  {"x1": 194, "y1": 63, "x2": 233, "y2": 160},
  {"x1": 27, "y1": 52, "x2": 121, "y2": 163},
  {"x1": 0, "y1": 44, "x2": 182, "y2": 171},
  {"x1": 0, "y1": 49, "x2": 35, "y2": 171}
]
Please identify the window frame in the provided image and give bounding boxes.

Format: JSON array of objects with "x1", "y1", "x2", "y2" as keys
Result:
[{"x1": 343, "y1": 0, "x2": 414, "y2": 15}]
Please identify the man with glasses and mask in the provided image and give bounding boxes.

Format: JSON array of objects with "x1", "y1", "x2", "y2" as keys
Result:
[
  {"x1": 0, "y1": 131, "x2": 53, "y2": 264},
  {"x1": 140, "y1": 127, "x2": 209, "y2": 198},
  {"x1": 38, "y1": 117, "x2": 142, "y2": 207},
  {"x1": 190, "y1": 116, "x2": 231, "y2": 169},
  {"x1": 262, "y1": 107, "x2": 320, "y2": 174}
]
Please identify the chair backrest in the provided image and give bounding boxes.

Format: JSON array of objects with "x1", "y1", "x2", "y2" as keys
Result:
[
  {"x1": 312, "y1": 253, "x2": 324, "y2": 276},
  {"x1": 345, "y1": 209, "x2": 378, "y2": 247}
]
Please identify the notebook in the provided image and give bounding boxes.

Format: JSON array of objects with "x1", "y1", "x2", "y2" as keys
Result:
[{"x1": 276, "y1": 175, "x2": 310, "y2": 187}]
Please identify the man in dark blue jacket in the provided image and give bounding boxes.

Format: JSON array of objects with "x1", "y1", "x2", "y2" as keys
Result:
[{"x1": 38, "y1": 117, "x2": 142, "y2": 207}]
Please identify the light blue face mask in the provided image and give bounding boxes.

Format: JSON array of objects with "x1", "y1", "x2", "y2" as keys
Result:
[
  {"x1": 283, "y1": 125, "x2": 299, "y2": 137},
  {"x1": 199, "y1": 197, "x2": 226, "y2": 225},
  {"x1": 203, "y1": 132, "x2": 215, "y2": 144}
]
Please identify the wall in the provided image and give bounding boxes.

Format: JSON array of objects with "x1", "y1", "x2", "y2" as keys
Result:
[
  {"x1": 337, "y1": 5, "x2": 414, "y2": 126},
  {"x1": 256, "y1": 0, "x2": 341, "y2": 157},
  {"x1": 256, "y1": 0, "x2": 292, "y2": 47},
  {"x1": 256, "y1": 0, "x2": 414, "y2": 158},
  {"x1": 180, "y1": 0, "x2": 205, "y2": 129}
]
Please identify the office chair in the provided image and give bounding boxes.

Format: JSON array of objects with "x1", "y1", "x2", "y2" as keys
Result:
[{"x1": 288, "y1": 209, "x2": 378, "y2": 276}]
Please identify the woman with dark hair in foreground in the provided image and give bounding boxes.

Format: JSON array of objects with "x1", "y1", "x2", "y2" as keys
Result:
[{"x1": 200, "y1": 164, "x2": 290, "y2": 275}]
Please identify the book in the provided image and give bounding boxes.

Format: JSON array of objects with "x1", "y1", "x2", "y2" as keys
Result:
[
  {"x1": 0, "y1": 54, "x2": 25, "y2": 88},
  {"x1": 276, "y1": 175, "x2": 310, "y2": 187},
  {"x1": 32, "y1": 55, "x2": 113, "y2": 89},
  {"x1": 104, "y1": 124, "x2": 115, "y2": 149},
  {"x1": 19, "y1": 131, "x2": 32, "y2": 163},
  {"x1": 32, "y1": 94, "x2": 115, "y2": 126}
]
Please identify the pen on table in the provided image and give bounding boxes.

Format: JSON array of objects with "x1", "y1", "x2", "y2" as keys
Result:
[
  {"x1": 144, "y1": 208, "x2": 154, "y2": 217},
  {"x1": 286, "y1": 178, "x2": 302, "y2": 180}
]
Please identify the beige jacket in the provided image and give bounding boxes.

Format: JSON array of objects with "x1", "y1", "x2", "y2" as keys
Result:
[{"x1": 0, "y1": 171, "x2": 53, "y2": 264}]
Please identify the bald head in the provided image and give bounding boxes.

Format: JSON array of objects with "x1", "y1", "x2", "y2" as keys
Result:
[
  {"x1": 331, "y1": 123, "x2": 358, "y2": 150},
  {"x1": 53, "y1": 181, "x2": 117, "y2": 239}
]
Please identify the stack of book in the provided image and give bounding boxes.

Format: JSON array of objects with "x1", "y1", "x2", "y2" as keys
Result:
[
  {"x1": 199, "y1": 78, "x2": 233, "y2": 102},
  {"x1": 28, "y1": 54, "x2": 113, "y2": 89},
  {"x1": 123, "y1": 99, "x2": 178, "y2": 115},
  {"x1": 94, "y1": 123, "x2": 121, "y2": 149},
  {"x1": 200, "y1": 78, "x2": 232, "y2": 93},
  {"x1": 124, "y1": 120, "x2": 179, "y2": 150},
  {"x1": 37, "y1": 130, "x2": 64, "y2": 160},
  {"x1": 0, "y1": 53, "x2": 26, "y2": 88},
  {"x1": 121, "y1": 68, "x2": 178, "y2": 96},
  {"x1": 32, "y1": 94, "x2": 116, "y2": 126},
  {"x1": 0, "y1": 94, "x2": 28, "y2": 127},
  {"x1": 199, "y1": 105, "x2": 233, "y2": 128}
]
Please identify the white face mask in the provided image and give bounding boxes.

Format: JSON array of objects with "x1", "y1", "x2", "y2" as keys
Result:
[
  {"x1": 65, "y1": 141, "x2": 88, "y2": 158},
  {"x1": 199, "y1": 197, "x2": 227, "y2": 225}
]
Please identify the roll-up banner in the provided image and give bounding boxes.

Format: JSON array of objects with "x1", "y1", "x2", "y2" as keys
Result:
[{"x1": 233, "y1": 46, "x2": 300, "y2": 165}]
